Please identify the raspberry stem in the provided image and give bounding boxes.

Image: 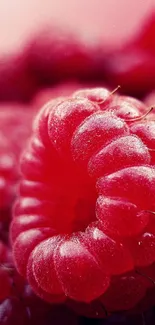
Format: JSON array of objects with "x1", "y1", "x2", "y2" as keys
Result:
[
  {"x1": 96, "y1": 85, "x2": 121, "y2": 105},
  {"x1": 144, "y1": 210, "x2": 155, "y2": 215},
  {"x1": 124, "y1": 106, "x2": 154, "y2": 122}
]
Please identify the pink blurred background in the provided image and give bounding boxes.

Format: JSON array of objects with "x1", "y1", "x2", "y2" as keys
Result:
[{"x1": 0, "y1": 0, "x2": 154, "y2": 54}]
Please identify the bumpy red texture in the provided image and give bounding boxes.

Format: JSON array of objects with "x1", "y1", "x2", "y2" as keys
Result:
[{"x1": 11, "y1": 87, "x2": 155, "y2": 308}]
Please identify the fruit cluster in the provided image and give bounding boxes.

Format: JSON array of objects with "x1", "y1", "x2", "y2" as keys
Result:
[{"x1": 0, "y1": 11, "x2": 155, "y2": 325}]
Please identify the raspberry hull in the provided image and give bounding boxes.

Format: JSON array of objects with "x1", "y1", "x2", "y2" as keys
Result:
[{"x1": 11, "y1": 88, "x2": 155, "y2": 311}]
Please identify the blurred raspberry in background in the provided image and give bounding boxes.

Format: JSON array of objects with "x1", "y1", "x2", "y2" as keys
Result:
[
  {"x1": 0, "y1": 0, "x2": 154, "y2": 53},
  {"x1": 0, "y1": 0, "x2": 154, "y2": 102}
]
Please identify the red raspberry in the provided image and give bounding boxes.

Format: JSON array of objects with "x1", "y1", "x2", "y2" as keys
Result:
[
  {"x1": 26, "y1": 27, "x2": 97, "y2": 85},
  {"x1": 0, "y1": 105, "x2": 35, "y2": 211},
  {"x1": 0, "y1": 133, "x2": 17, "y2": 211},
  {"x1": 0, "y1": 297, "x2": 30, "y2": 325},
  {"x1": 0, "y1": 52, "x2": 37, "y2": 103},
  {"x1": 0, "y1": 241, "x2": 25, "y2": 302},
  {"x1": 0, "y1": 241, "x2": 11, "y2": 264},
  {"x1": 100, "y1": 14, "x2": 155, "y2": 98},
  {"x1": 131, "y1": 12, "x2": 155, "y2": 54},
  {"x1": 103, "y1": 48, "x2": 155, "y2": 97},
  {"x1": 11, "y1": 88, "x2": 155, "y2": 309},
  {"x1": 100, "y1": 271, "x2": 150, "y2": 312},
  {"x1": 0, "y1": 268, "x2": 12, "y2": 303}
]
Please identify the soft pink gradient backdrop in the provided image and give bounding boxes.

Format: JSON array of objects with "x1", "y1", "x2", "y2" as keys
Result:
[{"x1": 0, "y1": 0, "x2": 154, "y2": 53}]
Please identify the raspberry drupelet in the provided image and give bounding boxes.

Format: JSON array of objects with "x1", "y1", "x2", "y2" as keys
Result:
[{"x1": 11, "y1": 87, "x2": 155, "y2": 311}]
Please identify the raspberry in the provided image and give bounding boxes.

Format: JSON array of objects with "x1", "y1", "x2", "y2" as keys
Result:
[
  {"x1": 0, "y1": 241, "x2": 9, "y2": 263},
  {"x1": 0, "y1": 134, "x2": 17, "y2": 211},
  {"x1": 100, "y1": 271, "x2": 150, "y2": 312},
  {"x1": 0, "y1": 297, "x2": 30, "y2": 325},
  {"x1": 103, "y1": 48, "x2": 155, "y2": 97},
  {"x1": 0, "y1": 243, "x2": 12, "y2": 302},
  {"x1": 11, "y1": 88, "x2": 155, "y2": 308},
  {"x1": 0, "y1": 105, "x2": 35, "y2": 211},
  {"x1": 26, "y1": 27, "x2": 96, "y2": 85},
  {"x1": 0, "y1": 242, "x2": 27, "y2": 323},
  {"x1": 131, "y1": 12, "x2": 155, "y2": 54},
  {"x1": 0, "y1": 242, "x2": 12, "y2": 272},
  {"x1": 0, "y1": 105, "x2": 35, "y2": 158},
  {"x1": 0, "y1": 241, "x2": 25, "y2": 298},
  {"x1": 0, "y1": 52, "x2": 37, "y2": 102},
  {"x1": 102, "y1": 13, "x2": 155, "y2": 97}
]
